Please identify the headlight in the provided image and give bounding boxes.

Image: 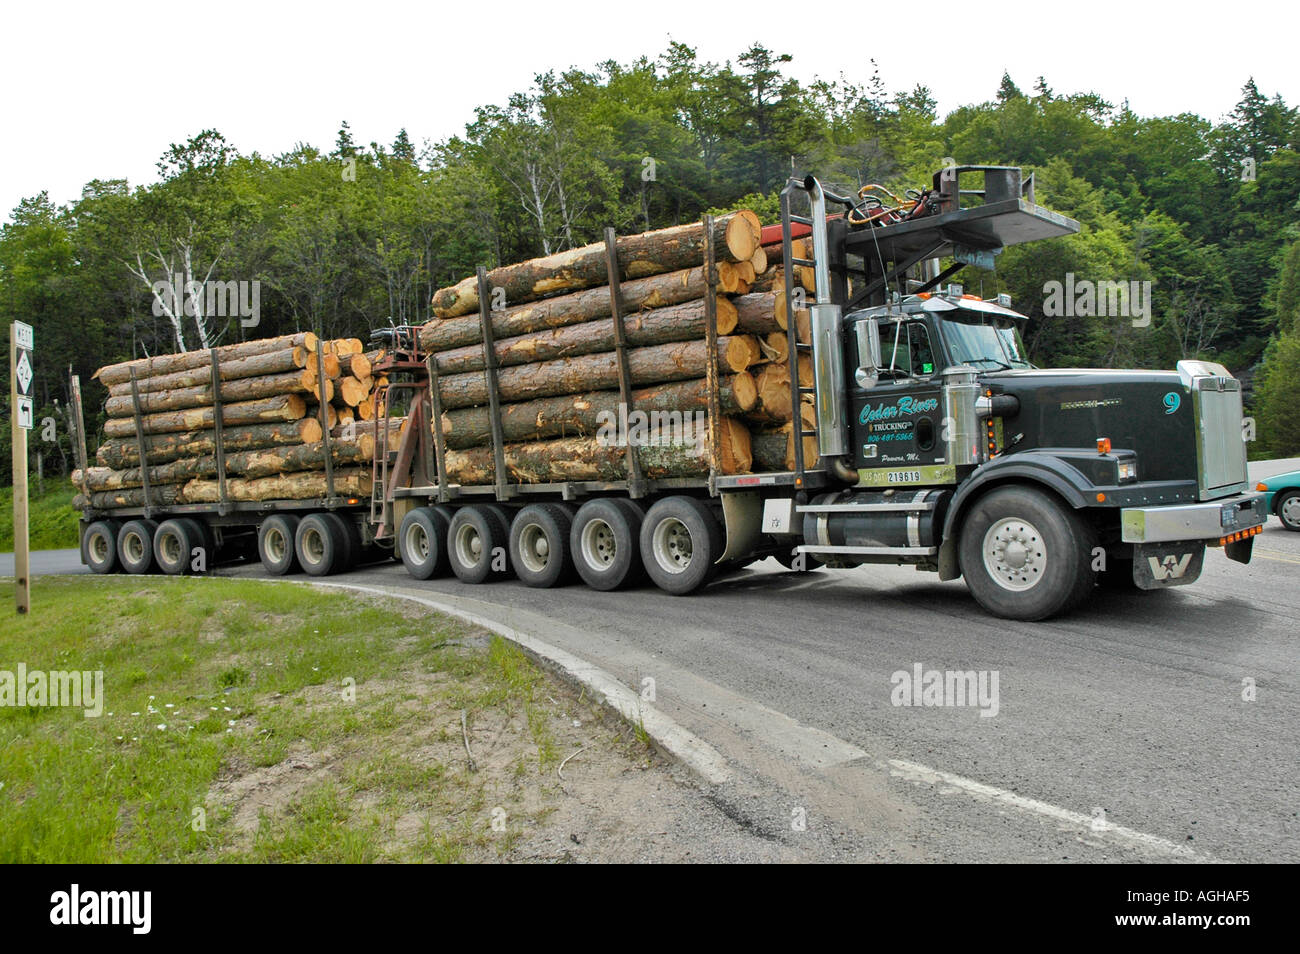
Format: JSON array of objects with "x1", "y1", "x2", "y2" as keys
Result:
[{"x1": 1118, "y1": 460, "x2": 1138, "y2": 482}]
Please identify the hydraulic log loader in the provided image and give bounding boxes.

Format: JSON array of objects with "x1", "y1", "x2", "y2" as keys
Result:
[{"x1": 365, "y1": 165, "x2": 1269, "y2": 619}]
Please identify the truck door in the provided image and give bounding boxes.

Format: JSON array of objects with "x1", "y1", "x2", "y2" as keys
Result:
[{"x1": 850, "y1": 318, "x2": 949, "y2": 486}]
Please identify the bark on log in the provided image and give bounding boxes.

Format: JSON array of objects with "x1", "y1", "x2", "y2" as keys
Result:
[
  {"x1": 104, "y1": 347, "x2": 309, "y2": 397},
  {"x1": 102, "y1": 394, "x2": 307, "y2": 438},
  {"x1": 441, "y1": 418, "x2": 751, "y2": 484},
  {"x1": 732, "y1": 292, "x2": 780, "y2": 335},
  {"x1": 96, "y1": 420, "x2": 323, "y2": 469},
  {"x1": 73, "y1": 484, "x2": 188, "y2": 510},
  {"x1": 430, "y1": 295, "x2": 739, "y2": 376},
  {"x1": 752, "y1": 423, "x2": 819, "y2": 472},
  {"x1": 103, "y1": 371, "x2": 323, "y2": 418},
  {"x1": 435, "y1": 336, "x2": 759, "y2": 410},
  {"x1": 338, "y1": 352, "x2": 371, "y2": 379},
  {"x1": 421, "y1": 265, "x2": 712, "y2": 353},
  {"x1": 430, "y1": 212, "x2": 760, "y2": 318},
  {"x1": 94, "y1": 333, "x2": 318, "y2": 386},
  {"x1": 183, "y1": 468, "x2": 372, "y2": 503},
  {"x1": 75, "y1": 436, "x2": 376, "y2": 491},
  {"x1": 438, "y1": 373, "x2": 757, "y2": 449}
]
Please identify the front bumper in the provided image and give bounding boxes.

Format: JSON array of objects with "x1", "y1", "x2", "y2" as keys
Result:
[{"x1": 1120, "y1": 492, "x2": 1267, "y2": 544}]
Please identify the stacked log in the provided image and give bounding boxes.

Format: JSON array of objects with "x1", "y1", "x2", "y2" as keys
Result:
[
  {"x1": 422, "y1": 214, "x2": 771, "y2": 484},
  {"x1": 75, "y1": 334, "x2": 381, "y2": 508}
]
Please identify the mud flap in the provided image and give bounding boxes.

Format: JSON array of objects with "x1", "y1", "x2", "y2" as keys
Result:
[{"x1": 1132, "y1": 542, "x2": 1206, "y2": 590}]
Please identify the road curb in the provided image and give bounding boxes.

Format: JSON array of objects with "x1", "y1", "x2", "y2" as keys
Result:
[{"x1": 296, "y1": 579, "x2": 734, "y2": 785}]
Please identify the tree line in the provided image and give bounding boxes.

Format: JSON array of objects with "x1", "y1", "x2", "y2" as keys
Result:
[{"x1": 2, "y1": 43, "x2": 1299, "y2": 480}]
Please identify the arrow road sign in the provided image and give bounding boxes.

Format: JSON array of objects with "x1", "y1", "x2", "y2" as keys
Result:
[{"x1": 16, "y1": 396, "x2": 33, "y2": 430}]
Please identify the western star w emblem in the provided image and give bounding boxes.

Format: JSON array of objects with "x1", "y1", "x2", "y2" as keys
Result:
[{"x1": 1148, "y1": 553, "x2": 1194, "y2": 580}]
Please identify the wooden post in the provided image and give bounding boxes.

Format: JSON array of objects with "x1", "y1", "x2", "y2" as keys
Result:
[{"x1": 10, "y1": 322, "x2": 32, "y2": 614}]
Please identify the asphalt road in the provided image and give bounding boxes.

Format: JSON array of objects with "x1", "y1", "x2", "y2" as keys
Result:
[{"x1": 8, "y1": 457, "x2": 1298, "y2": 862}]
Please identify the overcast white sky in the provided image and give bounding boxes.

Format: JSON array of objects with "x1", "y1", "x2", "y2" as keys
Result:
[{"x1": 3, "y1": 0, "x2": 1298, "y2": 220}]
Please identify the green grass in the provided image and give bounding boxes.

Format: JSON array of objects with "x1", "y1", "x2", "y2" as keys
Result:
[
  {"x1": 0, "y1": 577, "x2": 576, "y2": 863},
  {"x1": 0, "y1": 484, "x2": 80, "y2": 552}
]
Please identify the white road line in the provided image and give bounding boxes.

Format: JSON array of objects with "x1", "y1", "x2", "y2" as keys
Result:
[{"x1": 885, "y1": 758, "x2": 1205, "y2": 860}]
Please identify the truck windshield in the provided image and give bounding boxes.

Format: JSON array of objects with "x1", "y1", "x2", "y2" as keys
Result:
[{"x1": 939, "y1": 315, "x2": 1032, "y2": 370}]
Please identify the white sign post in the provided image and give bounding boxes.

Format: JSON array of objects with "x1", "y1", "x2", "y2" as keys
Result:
[{"x1": 11, "y1": 321, "x2": 33, "y2": 613}]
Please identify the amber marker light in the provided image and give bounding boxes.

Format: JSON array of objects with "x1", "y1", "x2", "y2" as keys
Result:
[
  {"x1": 1096, "y1": 492, "x2": 1106, "y2": 502},
  {"x1": 1096, "y1": 437, "x2": 1111, "y2": 454},
  {"x1": 1256, "y1": 482, "x2": 1268, "y2": 492}
]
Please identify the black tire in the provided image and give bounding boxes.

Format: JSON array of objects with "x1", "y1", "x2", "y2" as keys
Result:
[
  {"x1": 771, "y1": 543, "x2": 823, "y2": 572},
  {"x1": 82, "y1": 520, "x2": 121, "y2": 574},
  {"x1": 958, "y1": 486, "x2": 1097, "y2": 621},
  {"x1": 117, "y1": 519, "x2": 158, "y2": 574},
  {"x1": 295, "y1": 512, "x2": 349, "y2": 577},
  {"x1": 153, "y1": 518, "x2": 206, "y2": 575},
  {"x1": 337, "y1": 515, "x2": 363, "y2": 569},
  {"x1": 639, "y1": 496, "x2": 724, "y2": 596},
  {"x1": 447, "y1": 505, "x2": 511, "y2": 584},
  {"x1": 398, "y1": 506, "x2": 453, "y2": 580},
  {"x1": 258, "y1": 514, "x2": 301, "y2": 576},
  {"x1": 510, "y1": 503, "x2": 575, "y2": 588},
  {"x1": 571, "y1": 498, "x2": 643, "y2": 591},
  {"x1": 1275, "y1": 489, "x2": 1300, "y2": 531}
]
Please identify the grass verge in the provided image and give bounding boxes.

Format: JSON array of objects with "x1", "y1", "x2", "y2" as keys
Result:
[
  {"x1": 0, "y1": 484, "x2": 80, "y2": 552},
  {"x1": 0, "y1": 576, "x2": 634, "y2": 862}
]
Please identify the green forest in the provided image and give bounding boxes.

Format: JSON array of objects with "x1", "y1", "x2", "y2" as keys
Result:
[{"x1": 3, "y1": 43, "x2": 1300, "y2": 482}]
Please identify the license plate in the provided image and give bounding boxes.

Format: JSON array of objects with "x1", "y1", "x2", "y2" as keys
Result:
[{"x1": 887, "y1": 470, "x2": 922, "y2": 484}]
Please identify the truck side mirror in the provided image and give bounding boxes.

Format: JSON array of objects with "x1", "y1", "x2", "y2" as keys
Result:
[{"x1": 854, "y1": 319, "x2": 882, "y2": 389}]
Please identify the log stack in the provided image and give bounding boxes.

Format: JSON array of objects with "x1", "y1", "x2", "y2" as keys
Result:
[
  {"x1": 73, "y1": 333, "x2": 380, "y2": 508},
  {"x1": 419, "y1": 212, "x2": 820, "y2": 485}
]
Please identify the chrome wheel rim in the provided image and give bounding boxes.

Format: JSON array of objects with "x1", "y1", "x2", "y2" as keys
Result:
[
  {"x1": 266, "y1": 527, "x2": 287, "y2": 563},
  {"x1": 302, "y1": 527, "x2": 325, "y2": 565},
  {"x1": 982, "y1": 517, "x2": 1046, "y2": 591},
  {"x1": 518, "y1": 523, "x2": 550, "y2": 573},
  {"x1": 580, "y1": 519, "x2": 616, "y2": 569},
  {"x1": 1281, "y1": 495, "x2": 1300, "y2": 528},
  {"x1": 454, "y1": 523, "x2": 483, "y2": 567},
  {"x1": 404, "y1": 521, "x2": 430, "y2": 563},
  {"x1": 651, "y1": 517, "x2": 692, "y2": 575}
]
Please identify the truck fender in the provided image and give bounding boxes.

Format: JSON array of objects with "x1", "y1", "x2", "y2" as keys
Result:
[{"x1": 936, "y1": 453, "x2": 1093, "y2": 581}]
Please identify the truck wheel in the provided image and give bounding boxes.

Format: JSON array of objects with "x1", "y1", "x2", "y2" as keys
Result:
[
  {"x1": 258, "y1": 514, "x2": 301, "y2": 575},
  {"x1": 295, "y1": 512, "x2": 348, "y2": 577},
  {"x1": 510, "y1": 503, "x2": 575, "y2": 588},
  {"x1": 399, "y1": 506, "x2": 453, "y2": 579},
  {"x1": 153, "y1": 518, "x2": 205, "y2": 575},
  {"x1": 640, "y1": 496, "x2": 723, "y2": 596},
  {"x1": 571, "y1": 499, "x2": 643, "y2": 591},
  {"x1": 117, "y1": 519, "x2": 158, "y2": 574},
  {"x1": 82, "y1": 520, "x2": 121, "y2": 574},
  {"x1": 958, "y1": 486, "x2": 1096, "y2": 621},
  {"x1": 448, "y1": 505, "x2": 511, "y2": 584},
  {"x1": 1276, "y1": 489, "x2": 1300, "y2": 531}
]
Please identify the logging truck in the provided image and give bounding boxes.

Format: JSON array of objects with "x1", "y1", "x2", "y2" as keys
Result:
[{"x1": 72, "y1": 164, "x2": 1267, "y2": 620}]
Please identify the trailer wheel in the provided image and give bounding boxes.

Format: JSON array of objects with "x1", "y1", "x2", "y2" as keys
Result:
[
  {"x1": 398, "y1": 506, "x2": 453, "y2": 580},
  {"x1": 117, "y1": 519, "x2": 159, "y2": 574},
  {"x1": 153, "y1": 519, "x2": 205, "y2": 575},
  {"x1": 258, "y1": 514, "x2": 301, "y2": 576},
  {"x1": 1276, "y1": 489, "x2": 1300, "y2": 531},
  {"x1": 571, "y1": 498, "x2": 643, "y2": 591},
  {"x1": 82, "y1": 520, "x2": 121, "y2": 574},
  {"x1": 448, "y1": 505, "x2": 511, "y2": 584},
  {"x1": 510, "y1": 503, "x2": 575, "y2": 588},
  {"x1": 295, "y1": 512, "x2": 349, "y2": 577},
  {"x1": 640, "y1": 496, "x2": 723, "y2": 596},
  {"x1": 958, "y1": 485, "x2": 1097, "y2": 621}
]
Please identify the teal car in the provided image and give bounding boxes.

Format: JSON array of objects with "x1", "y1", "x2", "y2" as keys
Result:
[{"x1": 1256, "y1": 470, "x2": 1300, "y2": 531}]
